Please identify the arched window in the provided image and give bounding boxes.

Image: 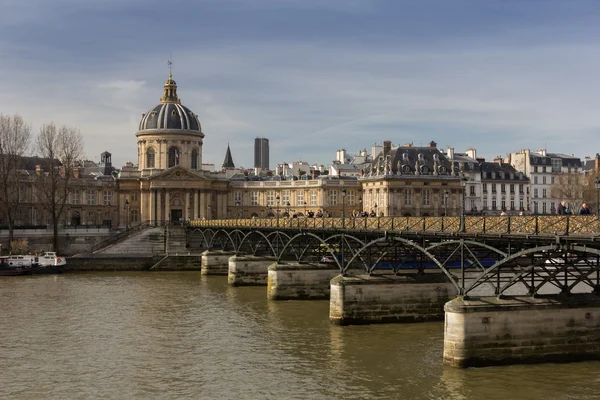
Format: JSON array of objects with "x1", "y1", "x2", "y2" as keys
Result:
[
  {"x1": 168, "y1": 146, "x2": 180, "y2": 168},
  {"x1": 146, "y1": 148, "x2": 155, "y2": 168},
  {"x1": 191, "y1": 149, "x2": 198, "y2": 170}
]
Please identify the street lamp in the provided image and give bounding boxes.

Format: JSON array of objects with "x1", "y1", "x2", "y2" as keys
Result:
[
  {"x1": 443, "y1": 190, "x2": 449, "y2": 216},
  {"x1": 595, "y1": 177, "x2": 600, "y2": 215},
  {"x1": 124, "y1": 199, "x2": 130, "y2": 229},
  {"x1": 286, "y1": 201, "x2": 291, "y2": 217},
  {"x1": 358, "y1": 196, "x2": 363, "y2": 216},
  {"x1": 341, "y1": 188, "x2": 347, "y2": 228},
  {"x1": 276, "y1": 195, "x2": 280, "y2": 227},
  {"x1": 460, "y1": 175, "x2": 469, "y2": 232}
]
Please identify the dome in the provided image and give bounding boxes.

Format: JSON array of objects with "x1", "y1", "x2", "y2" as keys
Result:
[
  {"x1": 137, "y1": 73, "x2": 202, "y2": 133},
  {"x1": 139, "y1": 103, "x2": 201, "y2": 131}
]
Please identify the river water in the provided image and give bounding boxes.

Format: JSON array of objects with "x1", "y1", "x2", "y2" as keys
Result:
[{"x1": 1, "y1": 272, "x2": 599, "y2": 400}]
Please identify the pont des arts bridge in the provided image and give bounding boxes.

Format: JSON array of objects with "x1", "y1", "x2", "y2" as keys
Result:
[{"x1": 187, "y1": 215, "x2": 600, "y2": 368}]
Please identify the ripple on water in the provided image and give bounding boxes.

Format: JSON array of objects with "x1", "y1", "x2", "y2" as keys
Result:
[{"x1": 1, "y1": 272, "x2": 599, "y2": 400}]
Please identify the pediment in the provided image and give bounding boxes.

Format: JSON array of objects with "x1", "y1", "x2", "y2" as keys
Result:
[{"x1": 148, "y1": 166, "x2": 208, "y2": 181}]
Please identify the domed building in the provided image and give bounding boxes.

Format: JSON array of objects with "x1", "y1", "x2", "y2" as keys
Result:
[{"x1": 118, "y1": 74, "x2": 229, "y2": 225}]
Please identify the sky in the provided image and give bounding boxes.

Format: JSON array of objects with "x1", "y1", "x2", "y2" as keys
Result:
[{"x1": 1, "y1": 0, "x2": 600, "y2": 169}]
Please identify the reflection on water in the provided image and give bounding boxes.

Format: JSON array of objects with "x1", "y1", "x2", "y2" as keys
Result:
[{"x1": 0, "y1": 272, "x2": 599, "y2": 400}]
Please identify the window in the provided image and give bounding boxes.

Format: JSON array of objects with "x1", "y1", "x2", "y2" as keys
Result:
[
  {"x1": 519, "y1": 184, "x2": 524, "y2": 194},
  {"x1": 534, "y1": 189, "x2": 538, "y2": 198},
  {"x1": 470, "y1": 199, "x2": 475, "y2": 210},
  {"x1": 103, "y1": 190, "x2": 112, "y2": 205},
  {"x1": 191, "y1": 149, "x2": 198, "y2": 169},
  {"x1": 282, "y1": 190, "x2": 290, "y2": 205},
  {"x1": 551, "y1": 176, "x2": 555, "y2": 184},
  {"x1": 542, "y1": 189, "x2": 547, "y2": 198},
  {"x1": 534, "y1": 201, "x2": 539, "y2": 214},
  {"x1": 469, "y1": 186, "x2": 475, "y2": 196},
  {"x1": 404, "y1": 189, "x2": 413, "y2": 205},
  {"x1": 297, "y1": 191, "x2": 304, "y2": 206},
  {"x1": 266, "y1": 191, "x2": 274, "y2": 207},
  {"x1": 18, "y1": 186, "x2": 25, "y2": 202},
  {"x1": 510, "y1": 184, "x2": 514, "y2": 194},
  {"x1": 501, "y1": 184, "x2": 505, "y2": 193},
  {"x1": 146, "y1": 148, "x2": 155, "y2": 168},
  {"x1": 491, "y1": 184, "x2": 497, "y2": 193},
  {"x1": 348, "y1": 190, "x2": 355, "y2": 205},
  {"x1": 87, "y1": 190, "x2": 96, "y2": 205},
  {"x1": 71, "y1": 190, "x2": 81, "y2": 205},
  {"x1": 132, "y1": 210, "x2": 139, "y2": 222},
  {"x1": 234, "y1": 191, "x2": 242, "y2": 205},
  {"x1": 423, "y1": 189, "x2": 431, "y2": 206},
  {"x1": 492, "y1": 200, "x2": 497, "y2": 210},
  {"x1": 542, "y1": 176, "x2": 546, "y2": 185},
  {"x1": 534, "y1": 176, "x2": 538, "y2": 184},
  {"x1": 482, "y1": 183, "x2": 488, "y2": 193},
  {"x1": 251, "y1": 191, "x2": 259, "y2": 206},
  {"x1": 310, "y1": 190, "x2": 317, "y2": 206},
  {"x1": 483, "y1": 198, "x2": 488, "y2": 209},
  {"x1": 501, "y1": 199, "x2": 506, "y2": 210},
  {"x1": 329, "y1": 190, "x2": 338, "y2": 206},
  {"x1": 543, "y1": 202, "x2": 547, "y2": 214},
  {"x1": 131, "y1": 192, "x2": 138, "y2": 201},
  {"x1": 168, "y1": 146, "x2": 180, "y2": 168},
  {"x1": 510, "y1": 199, "x2": 515, "y2": 210},
  {"x1": 519, "y1": 200, "x2": 523, "y2": 210}
]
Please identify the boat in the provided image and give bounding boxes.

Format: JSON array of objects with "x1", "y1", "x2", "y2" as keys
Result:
[
  {"x1": 0, "y1": 257, "x2": 32, "y2": 276},
  {"x1": 26, "y1": 252, "x2": 66, "y2": 274}
]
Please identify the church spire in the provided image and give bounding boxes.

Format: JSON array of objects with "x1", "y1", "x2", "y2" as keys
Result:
[{"x1": 222, "y1": 144, "x2": 235, "y2": 169}]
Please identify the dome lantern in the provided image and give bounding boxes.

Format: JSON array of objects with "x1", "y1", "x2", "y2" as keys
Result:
[{"x1": 160, "y1": 73, "x2": 181, "y2": 104}]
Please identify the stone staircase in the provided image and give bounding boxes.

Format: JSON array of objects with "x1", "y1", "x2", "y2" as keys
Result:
[
  {"x1": 165, "y1": 226, "x2": 188, "y2": 254},
  {"x1": 94, "y1": 226, "x2": 165, "y2": 256}
]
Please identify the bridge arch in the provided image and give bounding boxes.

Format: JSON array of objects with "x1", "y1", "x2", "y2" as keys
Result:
[{"x1": 347, "y1": 236, "x2": 461, "y2": 293}]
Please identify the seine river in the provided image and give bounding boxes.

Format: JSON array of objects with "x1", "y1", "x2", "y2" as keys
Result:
[{"x1": 1, "y1": 272, "x2": 599, "y2": 400}]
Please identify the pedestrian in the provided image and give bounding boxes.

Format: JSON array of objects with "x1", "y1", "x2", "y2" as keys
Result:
[
  {"x1": 519, "y1": 207, "x2": 525, "y2": 216},
  {"x1": 580, "y1": 203, "x2": 591, "y2": 215},
  {"x1": 500, "y1": 208, "x2": 507, "y2": 216},
  {"x1": 557, "y1": 200, "x2": 567, "y2": 215}
]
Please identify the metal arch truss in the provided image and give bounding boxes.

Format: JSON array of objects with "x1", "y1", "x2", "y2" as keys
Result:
[{"x1": 187, "y1": 227, "x2": 600, "y2": 297}]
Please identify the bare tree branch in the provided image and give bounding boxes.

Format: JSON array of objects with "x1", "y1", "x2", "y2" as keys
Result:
[
  {"x1": 0, "y1": 114, "x2": 31, "y2": 251},
  {"x1": 35, "y1": 123, "x2": 84, "y2": 253}
]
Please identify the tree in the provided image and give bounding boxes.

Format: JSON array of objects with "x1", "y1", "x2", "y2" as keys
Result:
[
  {"x1": 35, "y1": 123, "x2": 84, "y2": 253},
  {"x1": 550, "y1": 172, "x2": 596, "y2": 214},
  {"x1": 0, "y1": 114, "x2": 32, "y2": 251}
]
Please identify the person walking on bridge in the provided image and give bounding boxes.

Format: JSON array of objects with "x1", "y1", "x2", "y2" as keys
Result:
[{"x1": 580, "y1": 203, "x2": 591, "y2": 215}]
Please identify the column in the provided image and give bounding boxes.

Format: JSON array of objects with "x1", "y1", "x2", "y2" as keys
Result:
[
  {"x1": 119, "y1": 192, "x2": 126, "y2": 228},
  {"x1": 148, "y1": 189, "x2": 154, "y2": 224},
  {"x1": 156, "y1": 189, "x2": 162, "y2": 224},
  {"x1": 165, "y1": 190, "x2": 171, "y2": 223},
  {"x1": 200, "y1": 191, "x2": 206, "y2": 219},
  {"x1": 140, "y1": 190, "x2": 145, "y2": 223},
  {"x1": 193, "y1": 190, "x2": 199, "y2": 220},
  {"x1": 184, "y1": 190, "x2": 190, "y2": 221}
]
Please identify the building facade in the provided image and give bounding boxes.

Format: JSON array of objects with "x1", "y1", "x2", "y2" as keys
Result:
[{"x1": 254, "y1": 137, "x2": 269, "y2": 170}]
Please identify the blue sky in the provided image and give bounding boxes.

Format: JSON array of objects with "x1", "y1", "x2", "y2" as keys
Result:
[{"x1": 1, "y1": 0, "x2": 600, "y2": 168}]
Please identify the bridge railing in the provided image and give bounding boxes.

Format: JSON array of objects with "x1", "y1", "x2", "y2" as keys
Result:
[{"x1": 188, "y1": 215, "x2": 600, "y2": 235}]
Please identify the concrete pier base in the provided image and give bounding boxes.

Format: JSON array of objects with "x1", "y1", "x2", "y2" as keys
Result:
[
  {"x1": 329, "y1": 272, "x2": 457, "y2": 325},
  {"x1": 267, "y1": 263, "x2": 342, "y2": 300},
  {"x1": 228, "y1": 255, "x2": 275, "y2": 286},
  {"x1": 201, "y1": 250, "x2": 236, "y2": 275},
  {"x1": 443, "y1": 294, "x2": 600, "y2": 368}
]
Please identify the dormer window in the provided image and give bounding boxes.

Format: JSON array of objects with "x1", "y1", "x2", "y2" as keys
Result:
[
  {"x1": 172, "y1": 110, "x2": 177, "y2": 116},
  {"x1": 402, "y1": 164, "x2": 411, "y2": 173},
  {"x1": 402, "y1": 153, "x2": 408, "y2": 160},
  {"x1": 418, "y1": 153, "x2": 424, "y2": 160}
]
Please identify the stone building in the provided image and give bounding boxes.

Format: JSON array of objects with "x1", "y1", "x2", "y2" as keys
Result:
[
  {"x1": 359, "y1": 141, "x2": 464, "y2": 217},
  {"x1": 117, "y1": 73, "x2": 229, "y2": 225}
]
